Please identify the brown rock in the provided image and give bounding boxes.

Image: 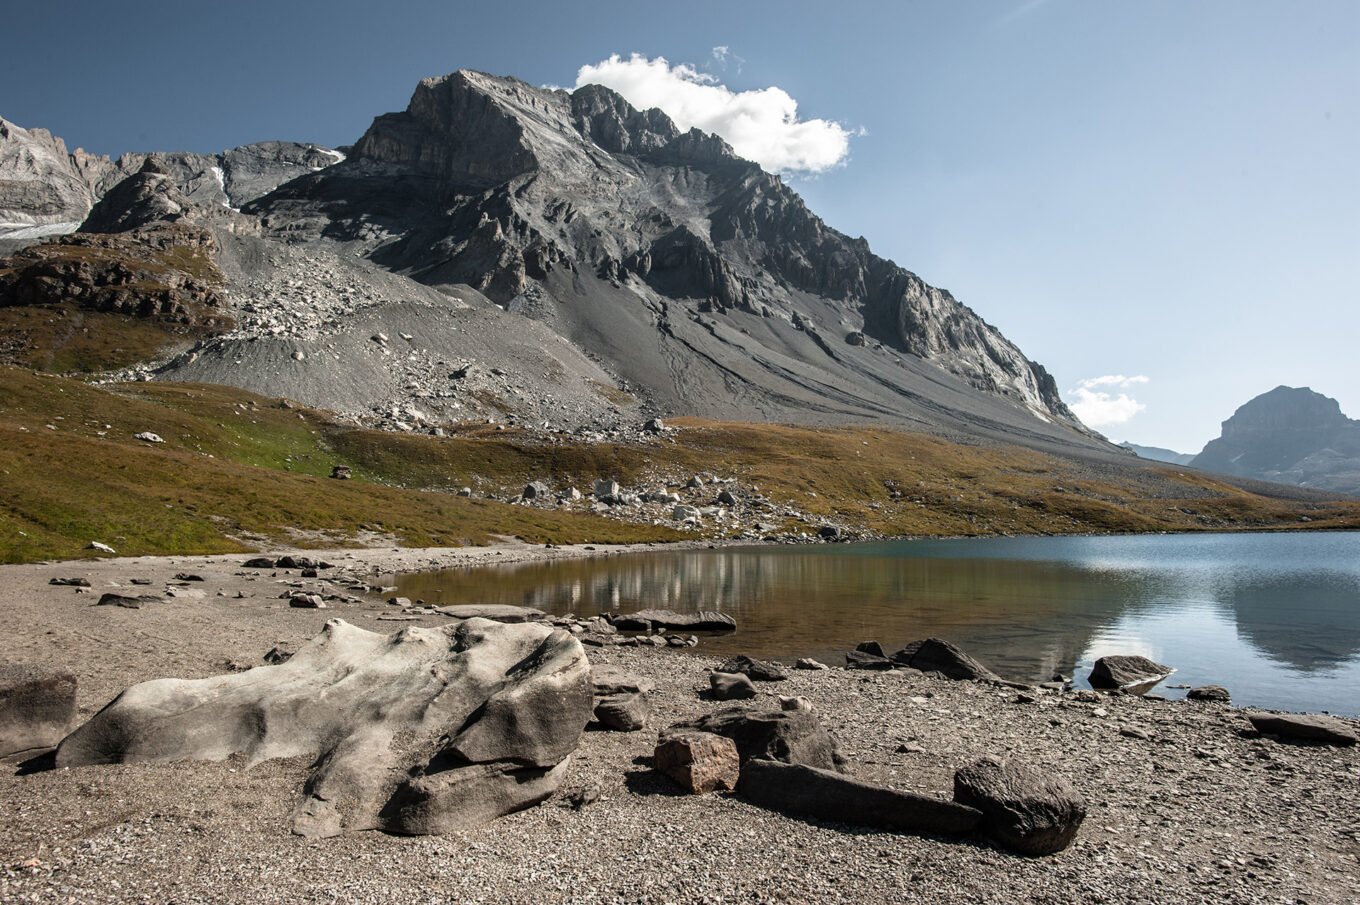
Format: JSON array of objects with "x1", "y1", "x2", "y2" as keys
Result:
[{"x1": 653, "y1": 732, "x2": 739, "y2": 793}]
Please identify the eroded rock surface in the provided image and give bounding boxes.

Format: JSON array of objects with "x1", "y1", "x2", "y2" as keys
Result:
[
  {"x1": 56, "y1": 618, "x2": 592, "y2": 836},
  {"x1": 0, "y1": 666, "x2": 77, "y2": 757},
  {"x1": 953, "y1": 756, "x2": 1087, "y2": 855}
]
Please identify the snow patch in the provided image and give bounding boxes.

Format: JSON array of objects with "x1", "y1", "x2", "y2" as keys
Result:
[
  {"x1": 210, "y1": 165, "x2": 241, "y2": 212},
  {"x1": 310, "y1": 147, "x2": 347, "y2": 171}
]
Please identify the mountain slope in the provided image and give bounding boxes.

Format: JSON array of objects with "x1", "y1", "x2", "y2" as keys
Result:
[
  {"x1": 1191, "y1": 386, "x2": 1360, "y2": 495},
  {"x1": 225, "y1": 70, "x2": 1102, "y2": 450},
  {"x1": 1119, "y1": 443, "x2": 1195, "y2": 466}
]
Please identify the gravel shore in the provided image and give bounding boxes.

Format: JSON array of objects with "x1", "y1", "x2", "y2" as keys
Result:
[{"x1": 2, "y1": 545, "x2": 1357, "y2": 904}]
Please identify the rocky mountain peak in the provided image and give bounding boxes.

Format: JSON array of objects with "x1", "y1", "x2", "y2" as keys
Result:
[{"x1": 1191, "y1": 386, "x2": 1360, "y2": 495}]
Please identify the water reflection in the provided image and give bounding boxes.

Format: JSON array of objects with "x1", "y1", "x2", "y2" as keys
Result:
[{"x1": 396, "y1": 531, "x2": 1360, "y2": 715}]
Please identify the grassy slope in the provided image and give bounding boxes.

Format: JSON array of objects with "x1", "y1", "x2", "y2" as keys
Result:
[{"x1": 2, "y1": 367, "x2": 1357, "y2": 564}]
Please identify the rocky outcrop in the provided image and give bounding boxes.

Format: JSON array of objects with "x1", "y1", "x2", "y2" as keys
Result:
[
  {"x1": 80, "y1": 160, "x2": 192, "y2": 233},
  {"x1": 56, "y1": 618, "x2": 593, "y2": 837},
  {"x1": 0, "y1": 666, "x2": 77, "y2": 757},
  {"x1": 1191, "y1": 387, "x2": 1360, "y2": 496},
  {"x1": 0, "y1": 117, "x2": 109, "y2": 240}
]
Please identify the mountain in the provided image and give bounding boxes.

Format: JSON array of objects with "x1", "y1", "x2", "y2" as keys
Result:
[
  {"x1": 1191, "y1": 387, "x2": 1360, "y2": 495},
  {"x1": 1119, "y1": 443, "x2": 1195, "y2": 466},
  {"x1": 2, "y1": 71, "x2": 1106, "y2": 451}
]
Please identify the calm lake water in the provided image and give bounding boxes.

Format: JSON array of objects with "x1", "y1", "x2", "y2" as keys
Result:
[{"x1": 396, "y1": 531, "x2": 1360, "y2": 715}]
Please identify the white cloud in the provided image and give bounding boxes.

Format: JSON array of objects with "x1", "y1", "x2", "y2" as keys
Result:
[
  {"x1": 1066, "y1": 375, "x2": 1150, "y2": 427},
  {"x1": 575, "y1": 53, "x2": 854, "y2": 174}
]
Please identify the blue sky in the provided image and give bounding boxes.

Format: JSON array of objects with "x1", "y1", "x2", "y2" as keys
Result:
[{"x1": 5, "y1": 0, "x2": 1357, "y2": 451}]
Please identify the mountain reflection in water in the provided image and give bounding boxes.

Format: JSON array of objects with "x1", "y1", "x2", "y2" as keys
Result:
[{"x1": 395, "y1": 531, "x2": 1360, "y2": 715}]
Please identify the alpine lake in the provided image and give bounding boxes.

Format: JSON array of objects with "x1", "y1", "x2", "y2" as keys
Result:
[{"x1": 395, "y1": 530, "x2": 1360, "y2": 716}]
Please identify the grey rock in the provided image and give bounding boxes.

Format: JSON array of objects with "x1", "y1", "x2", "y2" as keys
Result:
[
  {"x1": 81, "y1": 160, "x2": 192, "y2": 233},
  {"x1": 1089, "y1": 655, "x2": 1174, "y2": 694},
  {"x1": 243, "y1": 557, "x2": 275, "y2": 569},
  {"x1": 0, "y1": 665, "x2": 77, "y2": 757},
  {"x1": 846, "y1": 649, "x2": 895, "y2": 670},
  {"x1": 49, "y1": 577, "x2": 91, "y2": 587},
  {"x1": 855, "y1": 641, "x2": 887, "y2": 658},
  {"x1": 653, "y1": 731, "x2": 739, "y2": 794},
  {"x1": 709, "y1": 671, "x2": 757, "y2": 701},
  {"x1": 435, "y1": 604, "x2": 545, "y2": 623},
  {"x1": 662, "y1": 707, "x2": 845, "y2": 772},
  {"x1": 1186, "y1": 684, "x2": 1232, "y2": 703},
  {"x1": 522, "y1": 480, "x2": 550, "y2": 500},
  {"x1": 133, "y1": 431, "x2": 165, "y2": 443},
  {"x1": 739, "y1": 759, "x2": 981, "y2": 836},
  {"x1": 1246, "y1": 711, "x2": 1358, "y2": 746},
  {"x1": 716, "y1": 655, "x2": 787, "y2": 682},
  {"x1": 57, "y1": 618, "x2": 592, "y2": 836},
  {"x1": 288, "y1": 593, "x2": 326, "y2": 609},
  {"x1": 795, "y1": 657, "x2": 830, "y2": 671},
  {"x1": 953, "y1": 756, "x2": 1087, "y2": 855},
  {"x1": 779, "y1": 696, "x2": 813, "y2": 712},
  {"x1": 611, "y1": 609, "x2": 736, "y2": 632},
  {"x1": 593, "y1": 692, "x2": 651, "y2": 731},
  {"x1": 892, "y1": 638, "x2": 1000, "y2": 682}
]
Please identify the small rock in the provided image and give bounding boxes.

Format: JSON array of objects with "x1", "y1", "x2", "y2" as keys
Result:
[
  {"x1": 1089, "y1": 655, "x2": 1174, "y2": 694},
  {"x1": 288, "y1": 594, "x2": 326, "y2": 609},
  {"x1": 779, "y1": 696, "x2": 813, "y2": 712},
  {"x1": 716, "y1": 655, "x2": 787, "y2": 682},
  {"x1": 87, "y1": 541, "x2": 117, "y2": 554},
  {"x1": 329, "y1": 465, "x2": 352, "y2": 480},
  {"x1": 709, "y1": 671, "x2": 757, "y2": 700},
  {"x1": 48, "y1": 577, "x2": 91, "y2": 587},
  {"x1": 96, "y1": 592, "x2": 161, "y2": 609},
  {"x1": 133, "y1": 431, "x2": 164, "y2": 443},
  {"x1": 795, "y1": 658, "x2": 829, "y2": 671},
  {"x1": 653, "y1": 732, "x2": 740, "y2": 794},
  {"x1": 1187, "y1": 684, "x2": 1231, "y2": 703}
]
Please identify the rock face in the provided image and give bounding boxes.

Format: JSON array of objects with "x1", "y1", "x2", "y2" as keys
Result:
[
  {"x1": 234, "y1": 70, "x2": 1104, "y2": 448},
  {"x1": 81, "y1": 160, "x2": 193, "y2": 233},
  {"x1": 0, "y1": 117, "x2": 107, "y2": 242},
  {"x1": 0, "y1": 665, "x2": 77, "y2": 757},
  {"x1": 739, "y1": 760, "x2": 981, "y2": 836},
  {"x1": 56, "y1": 618, "x2": 593, "y2": 837},
  {"x1": 1191, "y1": 386, "x2": 1360, "y2": 496},
  {"x1": 1088, "y1": 655, "x2": 1174, "y2": 694},
  {"x1": 953, "y1": 757, "x2": 1087, "y2": 855}
]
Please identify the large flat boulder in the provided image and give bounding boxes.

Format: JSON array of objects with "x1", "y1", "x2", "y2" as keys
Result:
[
  {"x1": 953, "y1": 757, "x2": 1087, "y2": 855},
  {"x1": 56, "y1": 618, "x2": 592, "y2": 837},
  {"x1": 434, "y1": 604, "x2": 545, "y2": 623},
  {"x1": 739, "y1": 759, "x2": 981, "y2": 836},
  {"x1": 611, "y1": 609, "x2": 736, "y2": 632},
  {"x1": 662, "y1": 707, "x2": 844, "y2": 772},
  {"x1": 1246, "y1": 712, "x2": 1358, "y2": 746},
  {"x1": 1, "y1": 666, "x2": 77, "y2": 757}
]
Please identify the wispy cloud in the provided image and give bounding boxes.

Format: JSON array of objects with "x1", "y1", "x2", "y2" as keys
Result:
[
  {"x1": 710, "y1": 45, "x2": 745, "y2": 73},
  {"x1": 1067, "y1": 374, "x2": 1149, "y2": 427},
  {"x1": 575, "y1": 53, "x2": 855, "y2": 174}
]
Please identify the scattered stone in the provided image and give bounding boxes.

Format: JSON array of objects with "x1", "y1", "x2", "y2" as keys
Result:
[
  {"x1": 48, "y1": 577, "x2": 91, "y2": 587},
  {"x1": 288, "y1": 594, "x2": 326, "y2": 609},
  {"x1": 779, "y1": 696, "x2": 813, "y2": 712},
  {"x1": 263, "y1": 643, "x2": 296, "y2": 665},
  {"x1": 855, "y1": 640, "x2": 887, "y2": 658},
  {"x1": 709, "y1": 671, "x2": 757, "y2": 701},
  {"x1": 435, "y1": 604, "x2": 545, "y2": 623},
  {"x1": 173, "y1": 572, "x2": 205, "y2": 582},
  {"x1": 243, "y1": 557, "x2": 275, "y2": 569},
  {"x1": 129, "y1": 578, "x2": 153, "y2": 585},
  {"x1": 87, "y1": 541, "x2": 117, "y2": 554},
  {"x1": 0, "y1": 665, "x2": 77, "y2": 757},
  {"x1": 672, "y1": 504, "x2": 701, "y2": 522},
  {"x1": 590, "y1": 666, "x2": 653, "y2": 732},
  {"x1": 133, "y1": 431, "x2": 164, "y2": 443},
  {"x1": 457, "y1": 487, "x2": 473, "y2": 497},
  {"x1": 653, "y1": 732, "x2": 740, "y2": 794},
  {"x1": 1187, "y1": 684, "x2": 1231, "y2": 703},
  {"x1": 817, "y1": 525, "x2": 841, "y2": 540},
  {"x1": 276, "y1": 555, "x2": 329, "y2": 570},
  {"x1": 330, "y1": 465, "x2": 352, "y2": 480},
  {"x1": 1246, "y1": 712, "x2": 1358, "y2": 746},
  {"x1": 593, "y1": 478, "x2": 620, "y2": 500},
  {"x1": 522, "y1": 480, "x2": 550, "y2": 500},
  {"x1": 716, "y1": 655, "x2": 787, "y2": 682},
  {"x1": 716, "y1": 489, "x2": 738, "y2": 506},
  {"x1": 739, "y1": 760, "x2": 981, "y2": 836},
  {"x1": 892, "y1": 638, "x2": 1000, "y2": 682},
  {"x1": 686, "y1": 475, "x2": 705, "y2": 489},
  {"x1": 795, "y1": 657, "x2": 829, "y2": 671},
  {"x1": 1120, "y1": 726, "x2": 1152, "y2": 740},
  {"x1": 642, "y1": 417, "x2": 666, "y2": 434},
  {"x1": 561, "y1": 784, "x2": 601, "y2": 810},
  {"x1": 662, "y1": 707, "x2": 844, "y2": 772},
  {"x1": 57, "y1": 618, "x2": 593, "y2": 837},
  {"x1": 953, "y1": 757, "x2": 1087, "y2": 855},
  {"x1": 1089, "y1": 655, "x2": 1175, "y2": 695}
]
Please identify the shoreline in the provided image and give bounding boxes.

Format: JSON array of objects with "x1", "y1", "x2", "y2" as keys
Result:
[{"x1": 2, "y1": 541, "x2": 1358, "y2": 903}]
